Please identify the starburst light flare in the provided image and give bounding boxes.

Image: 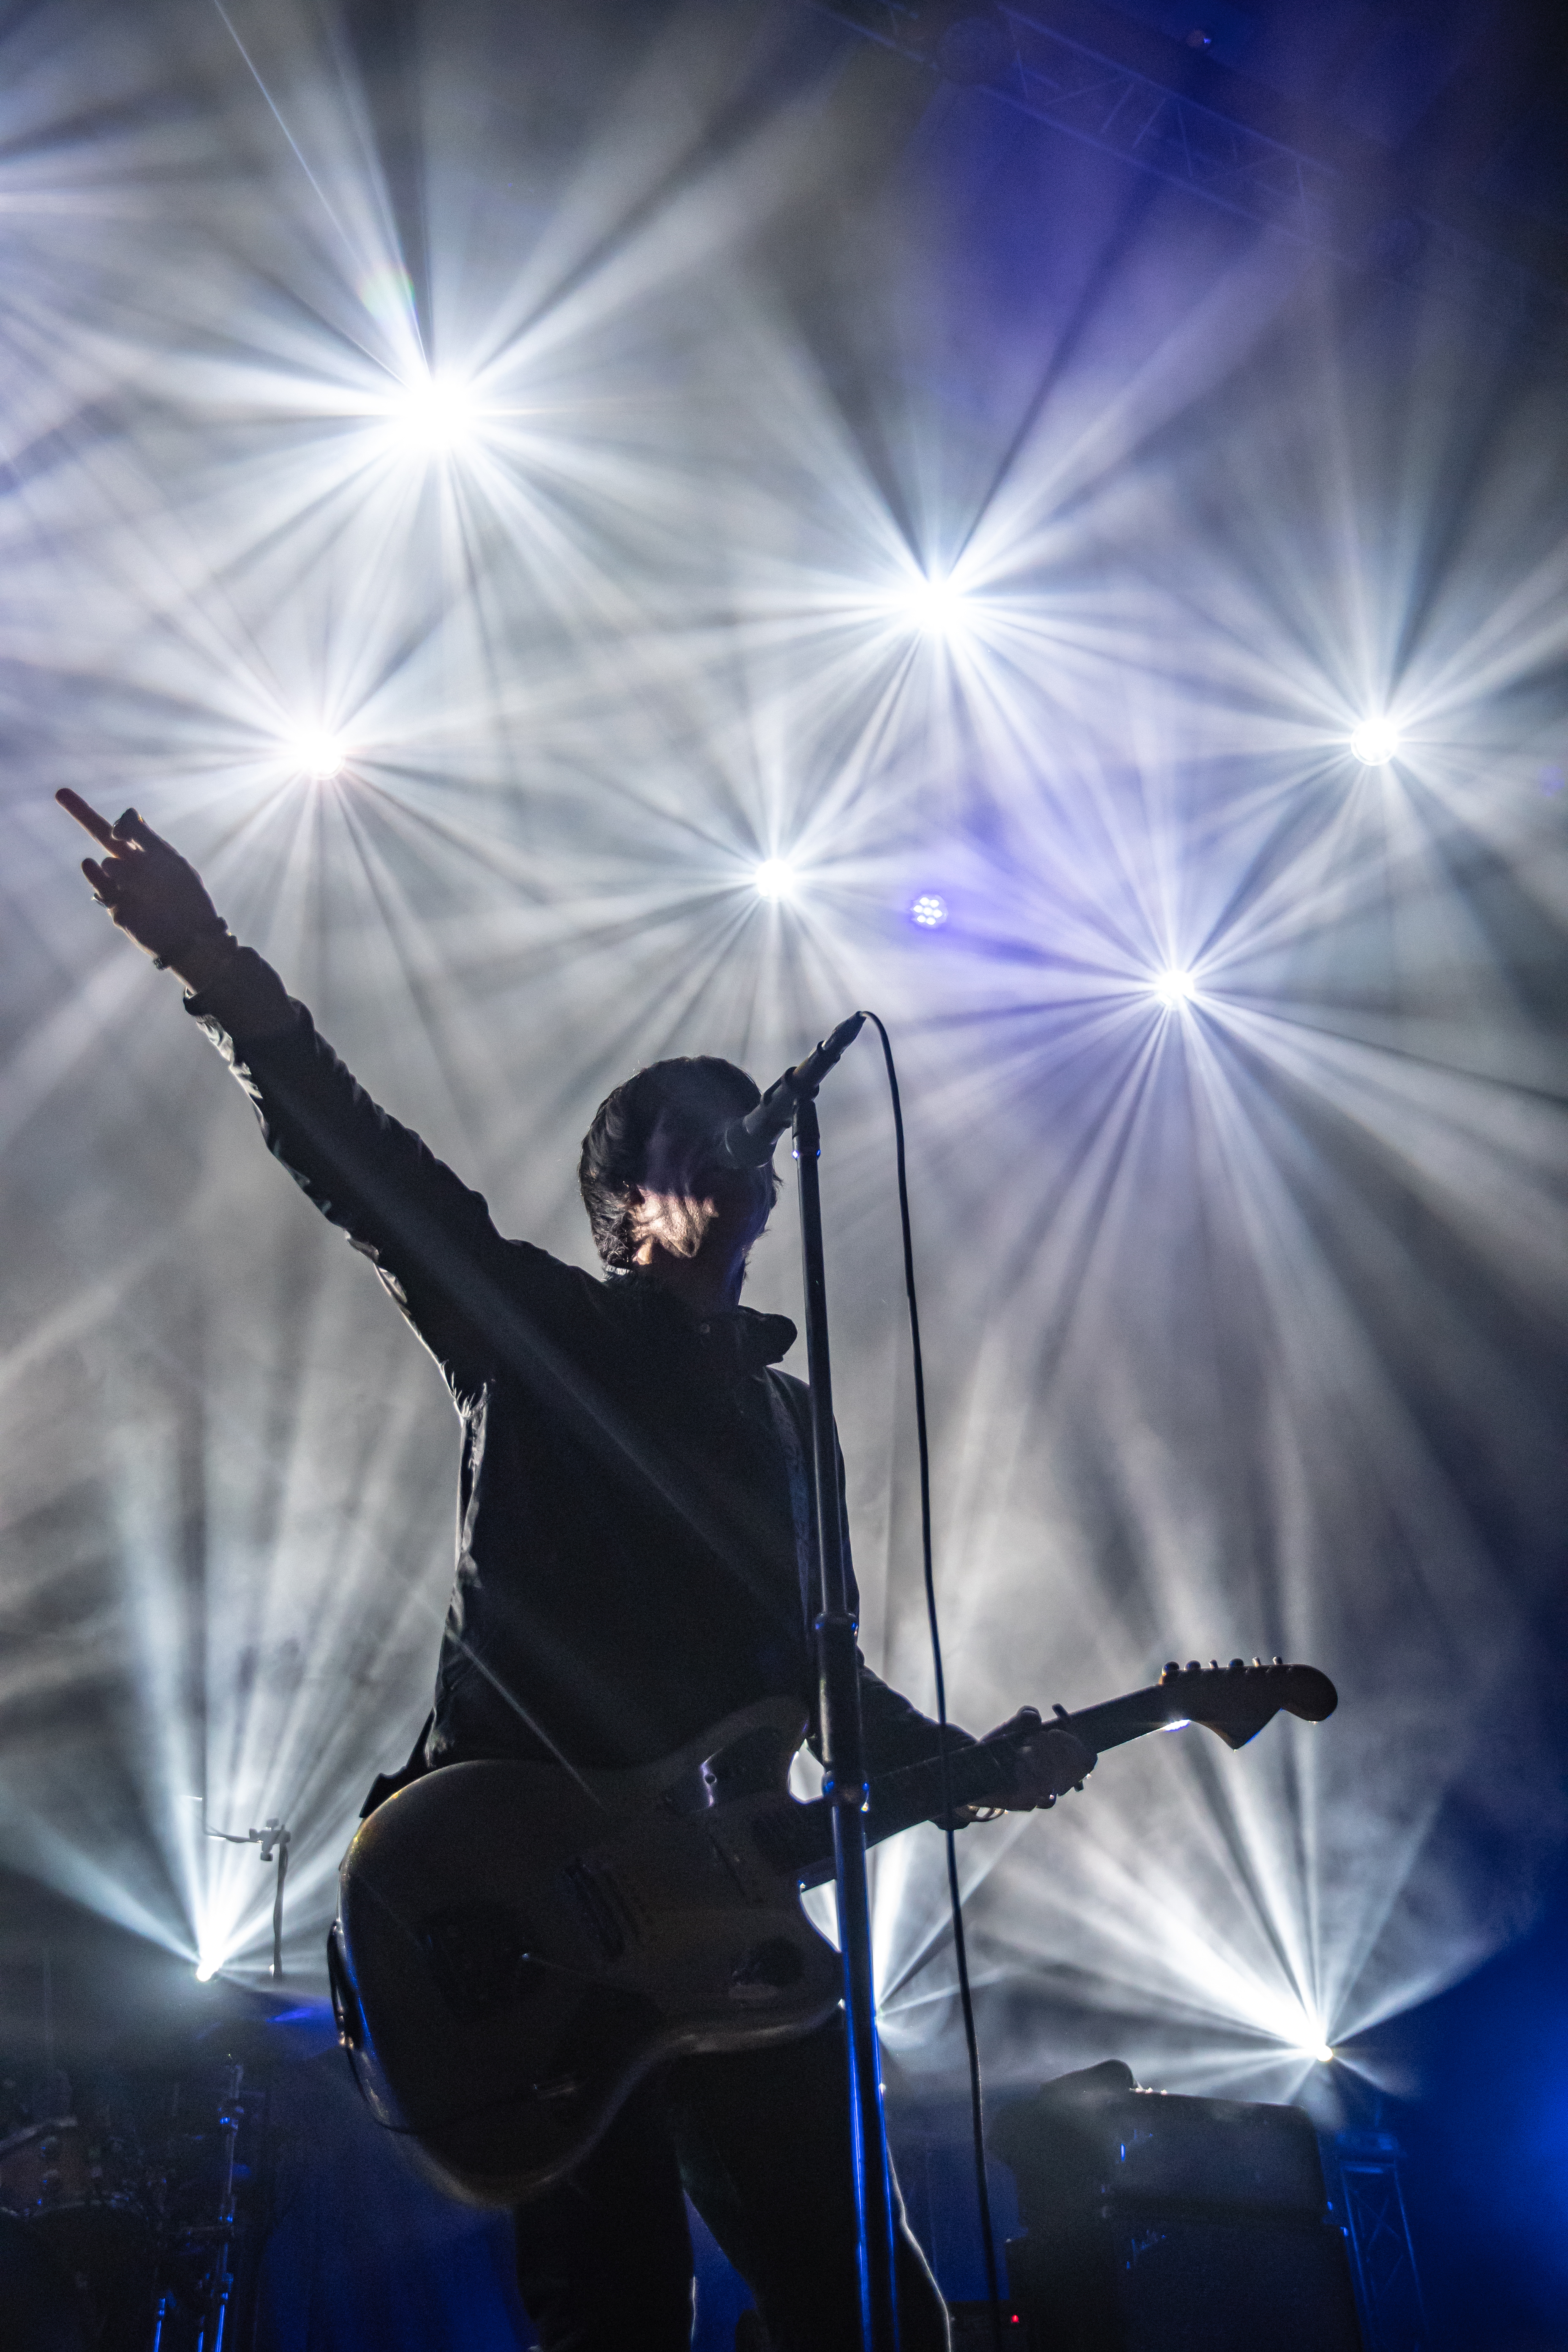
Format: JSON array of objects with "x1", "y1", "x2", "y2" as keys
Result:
[
  {"x1": 1350, "y1": 717, "x2": 1401, "y2": 766},
  {"x1": 754, "y1": 858, "x2": 798, "y2": 901},
  {"x1": 289, "y1": 728, "x2": 348, "y2": 781},
  {"x1": 1151, "y1": 966, "x2": 1198, "y2": 1007},
  {"x1": 384, "y1": 371, "x2": 481, "y2": 459}
]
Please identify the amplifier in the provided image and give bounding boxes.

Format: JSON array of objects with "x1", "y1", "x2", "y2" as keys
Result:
[{"x1": 991, "y1": 2061, "x2": 1363, "y2": 2352}]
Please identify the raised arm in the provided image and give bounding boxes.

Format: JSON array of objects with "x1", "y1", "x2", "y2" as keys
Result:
[{"x1": 56, "y1": 791, "x2": 517, "y2": 1394}]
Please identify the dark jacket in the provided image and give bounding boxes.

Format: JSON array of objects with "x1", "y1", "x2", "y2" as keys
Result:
[{"x1": 186, "y1": 950, "x2": 957, "y2": 1780}]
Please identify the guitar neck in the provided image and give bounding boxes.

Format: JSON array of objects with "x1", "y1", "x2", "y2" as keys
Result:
[{"x1": 768, "y1": 1684, "x2": 1190, "y2": 1891}]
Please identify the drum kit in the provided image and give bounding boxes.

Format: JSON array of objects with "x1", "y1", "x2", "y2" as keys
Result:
[{"x1": 0, "y1": 2051, "x2": 268, "y2": 2352}]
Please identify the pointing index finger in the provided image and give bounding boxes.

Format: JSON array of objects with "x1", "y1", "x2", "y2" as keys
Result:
[{"x1": 56, "y1": 788, "x2": 120, "y2": 849}]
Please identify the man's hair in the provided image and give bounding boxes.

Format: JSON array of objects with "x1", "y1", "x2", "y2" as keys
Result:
[{"x1": 578, "y1": 1056, "x2": 777, "y2": 1269}]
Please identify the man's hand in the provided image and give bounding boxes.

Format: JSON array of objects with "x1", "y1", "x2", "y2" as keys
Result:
[
  {"x1": 57, "y1": 789, "x2": 229, "y2": 983},
  {"x1": 984, "y1": 1708, "x2": 1097, "y2": 1812}
]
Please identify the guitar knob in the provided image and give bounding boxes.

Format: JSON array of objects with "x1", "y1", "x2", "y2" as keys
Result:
[
  {"x1": 1162, "y1": 1661, "x2": 1179, "y2": 1677},
  {"x1": 1185, "y1": 1660, "x2": 1201, "y2": 1673},
  {"x1": 1228, "y1": 1658, "x2": 1245, "y2": 1671}
]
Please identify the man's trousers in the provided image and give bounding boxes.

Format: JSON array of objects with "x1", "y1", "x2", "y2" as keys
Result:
[{"x1": 512, "y1": 2014, "x2": 951, "y2": 2351}]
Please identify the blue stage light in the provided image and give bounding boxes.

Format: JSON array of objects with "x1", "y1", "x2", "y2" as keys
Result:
[{"x1": 910, "y1": 893, "x2": 949, "y2": 928}]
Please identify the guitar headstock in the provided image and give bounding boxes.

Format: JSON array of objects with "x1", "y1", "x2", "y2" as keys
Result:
[{"x1": 1157, "y1": 1657, "x2": 1338, "y2": 1751}]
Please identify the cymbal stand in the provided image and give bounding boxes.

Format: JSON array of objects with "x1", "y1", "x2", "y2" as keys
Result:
[
  {"x1": 203, "y1": 1818, "x2": 291, "y2": 1979},
  {"x1": 199, "y1": 2062, "x2": 243, "y2": 2352}
]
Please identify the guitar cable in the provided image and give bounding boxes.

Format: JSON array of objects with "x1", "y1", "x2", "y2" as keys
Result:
[{"x1": 863, "y1": 1013, "x2": 1007, "y2": 2352}]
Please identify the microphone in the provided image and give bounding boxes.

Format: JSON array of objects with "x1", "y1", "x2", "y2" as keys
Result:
[{"x1": 717, "y1": 1013, "x2": 867, "y2": 1168}]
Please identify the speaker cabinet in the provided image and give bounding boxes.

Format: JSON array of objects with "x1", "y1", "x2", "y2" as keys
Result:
[{"x1": 991, "y1": 2061, "x2": 1363, "y2": 2352}]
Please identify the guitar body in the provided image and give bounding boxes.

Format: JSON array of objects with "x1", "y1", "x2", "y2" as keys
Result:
[
  {"x1": 330, "y1": 1698, "x2": 839, "y2": 2207},
  {"x1": 328, "y1": 1657, "x2": 1338, "y2": 2209}
]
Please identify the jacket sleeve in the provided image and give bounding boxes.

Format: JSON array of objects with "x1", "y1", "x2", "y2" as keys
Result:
[
  {"x1": 183, "y1": 948, "x2": 525, "y2": 1400},
  {"x1": 855, "y1": 1660, "x2": 975, "y2": 1778}
]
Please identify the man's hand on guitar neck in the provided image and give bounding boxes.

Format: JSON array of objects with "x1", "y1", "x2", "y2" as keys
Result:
[
  {"x1": 57, "y1": 789, "x2": 238, "y2": 991},
  {"x1": 938, "y1": 1708, "x2": 1098, "y2": 1826},
  {"x1": 993, "y1": 1710, "x2": 1097, "y2": 1811}
]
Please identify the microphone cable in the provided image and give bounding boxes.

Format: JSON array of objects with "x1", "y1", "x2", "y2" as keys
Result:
[{"x1": 862, "y1": 1011, "x2": 1007, "y2": 2352}]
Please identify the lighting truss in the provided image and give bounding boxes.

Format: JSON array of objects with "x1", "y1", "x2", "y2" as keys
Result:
[
  {"x1": 1328, "y1": 2136, "x2": 1429, "y2": 2352},
  {"x1": 804, "y1": 1, "x2": 1568, "y2": 361}
]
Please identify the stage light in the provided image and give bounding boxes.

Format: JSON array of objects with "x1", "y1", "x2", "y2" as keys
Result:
[
  {"x1": 1350, "y1": 717, "x2": 1400, "y2": 765},
  {"x1": 1151, "y1": 967, "x2": 1199, "y2": 1008},
  {"x1": 388, "y1": 371, "x2": 477, "y2": 457},
  {"x1": 910, "y1": 893, "x2": 949, "y2": 928},
  {"x1": 754, "y1": 858, "x2": 796, "y2": 901},
  {"x1": 1311, "y1": 2043, "x2": 1335, "y2": 2063},
  {"x1": 194, "y1": 1953, "x2": 220, "y2": 1982},
  {"x1": 288, "y1": 729, "x2": 346, "y2": 782},
  {"x1": 896, "y1": 572, "x2": 967, "y2": 638}
]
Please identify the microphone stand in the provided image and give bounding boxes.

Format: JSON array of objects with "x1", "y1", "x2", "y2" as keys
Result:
[{"x1": 793, "y1": 1086, "x2": 901, "y2": 2352}]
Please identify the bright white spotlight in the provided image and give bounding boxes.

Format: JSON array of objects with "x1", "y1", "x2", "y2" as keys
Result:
[
  {"x1": 895, "y1": 572, "x2": 967, "y2": 638},
  {"x1": 1350, "y1": 717, "x2": 1400, "y2": 765},
  {"x1": 389, "y1": 372, "x2": 477, "y2": 457},
  {"x1": 909, "y1": 893, "x2": 949, "y2": 929},
  {"x1": 1151, "y1": 967, "x2": 1199, "y2": 1009},
  {"x1": 289, "y1": 729, "x2": 346, "y2": 782},
  {"x1": 1310, "y1": 2042, "x2": 1335, "y2": 2063},
  {"x1": 194, "y1": 1953, "x2": 220, "y2": 1982},
  {"x1": 754, "y1": 859, "x2": 796, "y2": 901}
]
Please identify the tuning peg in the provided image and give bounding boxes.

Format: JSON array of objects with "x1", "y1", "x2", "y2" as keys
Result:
[
  {"x1": 1252, "y1": 1657, "x2": 1263, "y2": 1668},
  {"x1": 1209, "y1": 1659, "x2": 1220, "y2": 1671},
  {"x1": 1272, "y1": 1655, "x2": 1284, "y2": 1667}
]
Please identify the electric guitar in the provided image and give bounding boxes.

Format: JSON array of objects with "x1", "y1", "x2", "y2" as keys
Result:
[{"x1": 327, "y1": 1657, "x2": 1336, "y2": 2207}]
